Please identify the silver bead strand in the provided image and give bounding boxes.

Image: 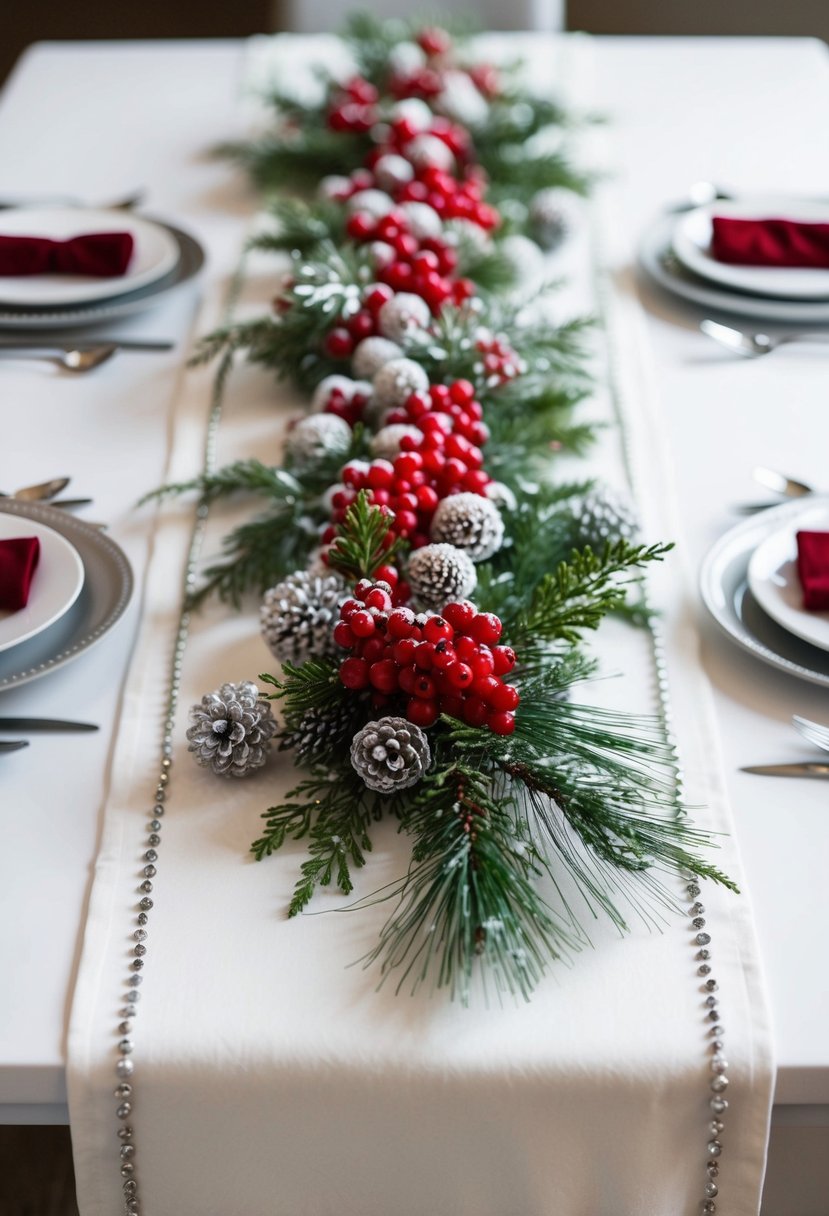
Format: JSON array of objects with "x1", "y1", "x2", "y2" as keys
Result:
[
  {"x1": 109, "y1": 337, "x2": 231, "y2": 1211},
  {"x1": 595, "y1": 258, "x2": 732, "y2": 1215}
]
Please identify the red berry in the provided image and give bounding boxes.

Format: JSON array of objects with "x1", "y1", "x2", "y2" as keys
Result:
[
  {"x1": 394, "y1": 452, "x2": 423, "y2": 480},
  {"x1": 463, "y1": 697, "x2": 489, "y2": 727},
  {"x1": 488, "y1": 710, "x2": 516, "y2": 735},
  {"x1": 388, "y1": 607, "x2": 416, "y2": 639},
  {"x1": 340, "y1": 657, "x2": 369, "y2": 689},
  {"x1": 340, "y1": 598, "x2": 362, "y2": 619},
  {"x1": 449, "y1": 379, "x2": 475, "y2": 405},
  {"x1": 423, "y1": 616, "x2": 453, "y2": 644},
  {"x1": 346, "y1": 310, "x2": 375, "y2": 341},
  {"x1": 350, "y1": 610, "x2": 376, "y2": 638},
  {"x1": 324, "y1": 328, "x2": 354, "y2": 359},
  {"x1": 417, "y1": 26, "x2": 451, "y2": 56},
  {"x1": 333, "y1": 621, "x2": 356, "y2": 648},
  {"x1": 491, "y1": 645, "x2": 516, "y2": 675},
  {"x1": 470, "y1": 647, "x2": 495, "y2": 677},
  {"x1": 470, "y1": 613, "x2": 502, "y2": 645},
  {"x1": 398, "y1": 665, "x2": 418, "y2": 694},
  {"x1": 472, "y1": 675, "x2": 500, "y2": 703},
  {"x1": 490, "y1": 683, "x2": 520, "y2": 712},
  {"x1": 392, "y1": 637, "x2": 418, "y2": 665},
  {"x1": 454, "y1": 635, "x2": 476, "y2": 661},
  {"x1": 431, "y1": 646, "x2": 457, "y2": 672},
  {"x1": 413, "y1": 673, "x2": 436, "y2": 699},
  {"x1": 364, "y1": 283, "x2": 394, "y2": 313},
  {"x1": 374, "y1": 564, "x2": 400, "y2": 588},
  {"x1": 415, "y1": 484, "x2": 439, "y2": 513},
  {"x1": 413, "y1": 641, "x2": 435, "y2": 670},
  {"x1": 448, "y1": 662, "x2": 473, "y2": 690},
  {"x1": 364, "y1": 587, "x2": 392, "y2": 612},
  {"x1": 361, "y1": 637, "x2": 386, "y2": 664},
  {"x1": 367, "y1": 460, "x2": 395, "y2": 491},
  {"x1": 369, "y1": 659, "x2": 399, "y2": 693},
  {"x1": 443, "y1": 600, "x2": 476, "y2": 631},
  {"x1": 346, "y1": 212, "x2": 376, "y2": 241},
  {"x1": 407, "y1": 697, "x2": 439, "y2": 728}
]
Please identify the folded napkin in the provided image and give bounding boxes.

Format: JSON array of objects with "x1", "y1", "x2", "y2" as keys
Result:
[
  {"x1": 0, "y1": 231, "x2": 134, "y2": 277},
  {"x1": 796, "y1": 531, "x2": 829, "y2": 610},
  {"x1": 711, "y1": 216, "x2": 829, "y2": 268},
  {"x1": 0, "y1": 536, "x2": 40, "y2": 611}
]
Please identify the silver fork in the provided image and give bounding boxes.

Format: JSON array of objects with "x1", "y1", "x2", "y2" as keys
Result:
[
  {"x1": 701, "y1": 319, "x2": 829, "y2": 358},
  {"x1": 0, "y1": 344, "x2": 117, "y2": 373},
  {"x1": 793, "y1": 716, "x2": 829, "y2": 753}
]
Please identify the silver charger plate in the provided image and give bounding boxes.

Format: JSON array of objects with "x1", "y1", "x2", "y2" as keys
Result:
[
  {"x1": 700, "y1": 498, "x2": 829, "y2": 690},
  {"x1": 639, "y1": 212, "x2": 829, "y2": 324},
  {"x1": 0, "y1": 218, "x2": 205, "y2": 330},
  {"x1": 0, "y1": 501, "x2": 133, "y2": 690}
]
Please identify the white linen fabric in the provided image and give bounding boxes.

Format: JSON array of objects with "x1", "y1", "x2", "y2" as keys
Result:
[{"x1": 68, "y1": 35, "x2": 774, "y2": 1216}]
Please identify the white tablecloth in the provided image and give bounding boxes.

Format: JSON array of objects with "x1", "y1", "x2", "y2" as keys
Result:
[{"x1": 65, "y1": 35, "x2": 773, "y2": 1216}]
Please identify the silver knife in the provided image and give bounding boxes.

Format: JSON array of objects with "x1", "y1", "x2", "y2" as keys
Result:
[
  {"x1": 0, "y1": 740, "x2": 29, "y2": 752},
  {"x1": 0, "y1": 718, "x2": 98, "y2": 732},
  {"x1": 0, "y1": 339, "x2": 174, "y2": 353},
  {"x1": 741, "y1": 762, "x2": 829, "y2": 779}
]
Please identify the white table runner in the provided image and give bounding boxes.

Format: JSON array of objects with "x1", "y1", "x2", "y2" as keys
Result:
[{"x1": 67, "y1": 34, "x2": 774, "y2": 1215}]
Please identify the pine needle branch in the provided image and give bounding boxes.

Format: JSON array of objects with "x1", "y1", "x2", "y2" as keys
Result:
[{"x1": 327, "y1": 490, "x2": 405, "y2": 581}]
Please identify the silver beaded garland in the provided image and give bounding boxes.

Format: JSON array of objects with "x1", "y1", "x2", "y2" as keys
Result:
[
  {"x1": 429, "y1": 492, "x2": 505, "y2": 561},
  {"x1": 260, "y1": 570, "x2": 346, "y2": 666},
  {"x1": 350, "y1": 716, "x2": 431, "y2": 793}
]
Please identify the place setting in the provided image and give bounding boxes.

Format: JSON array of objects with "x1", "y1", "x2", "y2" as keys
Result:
[
  {"x1": 700, "y1": 465, "x2": 829, "y2": 693},
  {"x1": 640, "y1": 188, "x2": 829, "y2": 326},
  {"x1": 0, "y1": 198, "x2": 206, "y2": 368},
  {"x1": 0, "y1": 477, "x2": 133, "y2": 698}
]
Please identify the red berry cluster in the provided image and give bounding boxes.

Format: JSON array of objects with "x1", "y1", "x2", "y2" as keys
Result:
[
  {"x1": 345, "y1": 206, "x2": 472, "y2": 311},
  {"x1": 327, "y1": 77, "x2": 380, "y2": 134},
  {"x1": 336, "y1": 579, "x2": 519, "y2": 735},
  {"x1": 475, "y1": 332, "x2": 526, "y2": 387},
  {"x1": 321, "y1": 282, "x2": 394, "y2": 362},
  {"x1": 321, "y1": 378, "x2": 491, "y2": 556}
]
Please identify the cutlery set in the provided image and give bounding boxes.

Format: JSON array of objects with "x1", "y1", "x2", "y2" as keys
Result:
[
  {"x1": 0, "y1": 718, "x2": 99, "y2": 753},
  {"x1": 742, "y1": 717, "x2": 829, "y2": 780}
]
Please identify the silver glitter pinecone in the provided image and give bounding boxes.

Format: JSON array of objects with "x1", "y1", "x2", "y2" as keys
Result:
[
  {"x1": 528, "y1": 187, "x2": 573, "y2": 252},
  {"x1": 430, "y1": 492, "x2": 505, "y2": 561},
  {"x1": 575, "y1": 489, "x2": 639, "y2": 551},
  {"x1": 372, "y1": 356, "x2": 430, "y2": 407},
  {"x1": 407, "y1": 543, "x2": 477, "y2": 611},
  {"x1": 281, "y1": 701, "x2": 354, "y2": 764},
  {"x1": 350, "y1": 716, "x2": 431, "y2": 794},
  {"x1": 186, "y1": 681, "x2": 276, "y2": 778},
  {"x1": 285, "y1": 413, "x2": 352, "y2": 469},
  {"x1": 260, "y1": 570, "x2": 346, "y2": 666}
]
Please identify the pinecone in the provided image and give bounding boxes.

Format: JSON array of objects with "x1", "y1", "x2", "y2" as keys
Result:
[
  {"x1": 528, "y1": 187, "x2": 573, "y2": 253},
  {"x1": 286, "y1": 413, "x2": 352, "y2": 469},
  {"x1": 373, "y1": 153, "x2": 415, "y2": 192},
  {"x1": 574, "y1": 489, "x2": 639, "y2": 551},
  {"x1": 407, "y1": 543, "x2": 477, "y2": 611},
  {"x1": 346, "y1": 188, "x2": 394, "y2": 218},
  {"x1": 260, "y1": 570, "x2": 346, "y2": 666},
  {"x1": 370, "y1": 423, "x2": 423, "y2": 460},
  {"x1": 372, "y1": 357, "x2": 430, "y2": 407},
  {"x1": 186, "y1": 681, "x2": 276, "y2": 778},
  {"x1": 350, "y1": 716, "x2": 431, "y2": 793},
  {"x1": 377, "y1": 293, "x2": 431, "y2": 343},
  {"x1": 352, "y1": 336, "x2": 403, "y2": 381},
  {"x1": 430, "y1": 492, "x2": 505, "y2": 561},
  {"x1": 398, "y1": 201, "x2": 443, "y2": 241},
  {"x1": 281, "y1": 701, "x2": 354, "y2": 764},
  {"x1": 485, "y1": 480, "x2": 517, "y2": 512}
]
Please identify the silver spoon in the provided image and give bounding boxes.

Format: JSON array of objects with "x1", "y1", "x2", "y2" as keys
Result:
[
  {"x1": 792, "y1": 716, "x2": 829, "y2": 753},
  {"x1": 701, "y1": 319, "x2": 829, "y2": 358},
  {"x1": 0, "y1": 188, "x2": 146, "y2": 211},
  {"x1": 0, "y1": 477, "x2": 70, "y2": 501},
  {"x1": 0, "y1": 344, "x2": 118, "y2": 373},
  {"x1": 753, "y1": 466, "x2": 814, "y2": 498}
]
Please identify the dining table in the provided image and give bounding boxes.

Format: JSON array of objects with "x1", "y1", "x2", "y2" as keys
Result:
[{"x1": 1, "y1": 29, "x2": 828, "y2": 1216}]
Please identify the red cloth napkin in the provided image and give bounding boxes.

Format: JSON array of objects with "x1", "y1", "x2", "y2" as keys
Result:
[
  {"x1": 0, "y1": 231, "x2": 134, "y2": 277},
  {"x1": 0, "y1": 537, "x2": 40, "y2": 612},
  {"x1": 796, "y1": 531, "x2": 829, "y2": 611},
  {"x1": 711, "y1": 216, "x2": 829, "y2": 268}
]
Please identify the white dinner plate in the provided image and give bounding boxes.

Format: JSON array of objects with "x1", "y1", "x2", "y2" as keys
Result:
[
  {"x1": 0, "y1": 513, "x2": 84, "y2": 653},
  {"x1": 639, "y1": 213, "x2": 829, "y2": 324},
  {"x1": 700, "y1": 498, "x2": 829, "y2": 690},
  {"x1": 0, "y1": 219, "x2": 204, "y2": 330},
  {"x1": 0, "y1": 208, "x2": 180, "y2": 307},
  {"x1": 747, "y1": 501, "x2": 829, "y2": 653},
  {"x1": 672, "y1": 197, "x2": 829, "y2": 300}
]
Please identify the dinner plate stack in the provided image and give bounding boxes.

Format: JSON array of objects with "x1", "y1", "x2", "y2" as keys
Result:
[
  {"x1": 639, "y1": 195, "x2": 829, "y2": 322},
  {"x1": 700, "y1": 497, "x2": 829, "y2": 688},
  {"x1": 0, "y1": 501, "x2": 133, "y2": 690},
  {"x1": 0, "y1": 207, "x2": 205, "y2": 330}
]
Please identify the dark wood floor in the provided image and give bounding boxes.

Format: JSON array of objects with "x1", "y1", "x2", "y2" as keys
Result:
[{"x1": 0, "y1": 1127, "x2": 79, "y2": 1216}]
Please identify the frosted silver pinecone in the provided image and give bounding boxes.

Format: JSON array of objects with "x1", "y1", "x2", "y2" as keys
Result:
[
  {"x1": 407, "y1": 543, "x2": 477, "y2": 611},
  {"x1": 260, "y1": 570, "x2": 346, "y2": 666},
  {"x1": 186, "y1": 681, "x2": 276, "y2": 778},
  {"x1": 352, "y1": 336, "x2": 403, "y2": 380},
  {"x1": 281, "y1": 701, "x2": 354, "y2": 764},
  {"x1": 575, "y1": 489, "x2": 639, "y2": 551},
  {"x1": 370, "y1": 423, "x2": 422, "y2": 460},
  {"x1": 528, "y1": 187, "x2": 573, "y2": 252},
  {"x1": 430, "y1": 492, "x2": 505, "y2": 561},
  {"x1": 372, "y1": 356, "x2": 430, "y2": 407},
  {"x1": 350, "y1": 716, "x2": 431, "y2": 793},
  {"x1": 285, "y1": 413, "x2": 352, "y2": 469}
]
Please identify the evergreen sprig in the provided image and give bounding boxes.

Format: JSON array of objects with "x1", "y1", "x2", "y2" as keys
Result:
[
  {"x1": 261, "y1": 659, "x2": 345, "y2": 721},
  {"x1": 327, "y1": 490, "x2": 405, "y2": 580}
]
